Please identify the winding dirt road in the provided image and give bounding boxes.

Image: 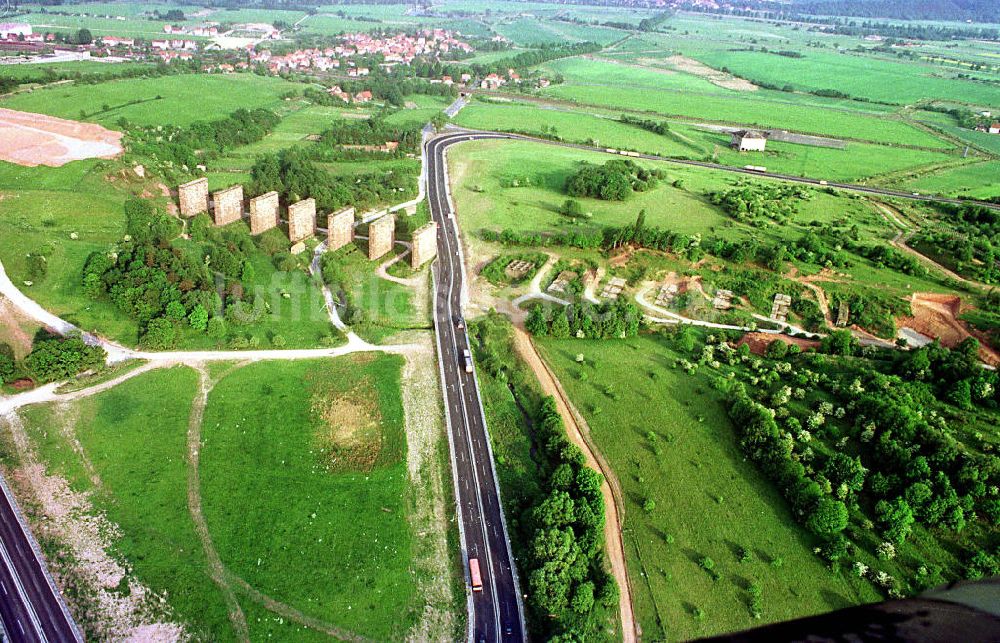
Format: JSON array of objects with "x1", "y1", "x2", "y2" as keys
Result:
[{"x1": 511, "y1": 328, "x2": 638, "y2": 643}]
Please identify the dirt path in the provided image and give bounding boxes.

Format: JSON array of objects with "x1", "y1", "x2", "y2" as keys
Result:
[
  {"x1": 511, "y1": 328, "x2": 638, "y2": 643},
  {"x1": 873, "y1": 200, "x2": 986, "y2": 290},
  {"x1": 185, "y1": 365, "x2": 251, "y2": 642}
]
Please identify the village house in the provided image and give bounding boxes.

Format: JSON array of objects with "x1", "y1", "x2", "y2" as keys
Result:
[{"x1": 990, "y1": 122, "x2": 1000, "y2": 135}]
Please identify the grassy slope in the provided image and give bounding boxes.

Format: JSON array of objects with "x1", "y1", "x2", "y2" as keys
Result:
[
  {"x1": 537, "y1": 58, "x2": 951, "y2": 148},
  {"x1": 16, "y1": 366, "x2": 237, "y2": 639},
  {"x1": 454, "y1": 101, "x2": 958, "y2": 183},
  {"x1": 0, "y1": 159, "x2": 137, "y2": 342},
  {"x1": 0, "y1": 73, "x2": 302, "y2": 127},
  {"x1": 536, "y1": 334, "x2": 880, "y2": 640},
  {"x1": 199, "y1": 355, "x2": 420, "y2": 640}
]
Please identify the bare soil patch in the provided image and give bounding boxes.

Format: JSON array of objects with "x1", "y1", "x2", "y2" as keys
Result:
[
  {"x1": 737, "y1": 332, "x2": 820, "y2": 356},
  {"x1": 897, "y1": 293, "x2": 1000, "y2": 365},
  {"x1": 312, "y1": 381, "x2": 383, "y2": 472},
  {"x1": 0, "y1": 293, "x2": 40, "y2": 357},
  {"x1": 0, "y1": 108, "x2": 123, "y2": 167},
  {"x1": 662, "y1": 55, "x2": 758, "y2": 92}
]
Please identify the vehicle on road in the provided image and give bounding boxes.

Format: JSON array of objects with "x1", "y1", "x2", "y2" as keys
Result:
[
  {"x1": 455, "y1": 315, "x2": 465, "y2": 330},
  {"x1": 744, "y1": 165, "x2": 767, "y2": 172},
  {"x1": 469, "y1": 557, "x2": 483, "y2": 592},
  {"x1": 463, "y1": 348, "x2": 473, "y2": 373}
]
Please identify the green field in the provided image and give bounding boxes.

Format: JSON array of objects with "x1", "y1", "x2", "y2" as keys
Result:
[
  {"x1": 200, "y1": 356, "x2": 422, "y2": 640},
  {"x1": 0, "y1": 60, "x2": 152, "y2": 80},
  {"x1": 454, "y1": 100, "x2": 960, "y2": 182},
  {"x1": 536, "y1": 333, "x2": 881, "y2": 640},
  {"x1": 447, "y1": 139, "x2": 729, "y2": 241},
  {"x1": 903, "y1": 160, "x2": 1000, "y2": 199},
  {"x1": 692, "y1": 48, "x2": 1000, "y2": 107},
  {"x1": 15, "y1": 366, "x2": 232, "y2": 639},
  {"x1": 10, "y1": 354, "x2": 437, "y2": 640},
  {"x1": 1, "y1": 74, "x2": 302, "y2": 127}
]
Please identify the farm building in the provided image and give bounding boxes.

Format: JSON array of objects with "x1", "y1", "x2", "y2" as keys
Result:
[
  {"x1": 989, "y1": 123, "x2": 1000, "y2": 134},
  {"x1": 731, "y1": 130, "x2": 768, "y2": 152}
]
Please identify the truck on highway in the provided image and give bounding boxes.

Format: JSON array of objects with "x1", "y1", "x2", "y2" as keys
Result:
[
  {"x1": 469, "y1": 557, "x2": 483, "y2": 592},
  {"x1": 743, "y1": 165, "x2": 767, "y2": 172},
  {"x1": 463, "y1": 348, "x2": 473, "y2": 373}
]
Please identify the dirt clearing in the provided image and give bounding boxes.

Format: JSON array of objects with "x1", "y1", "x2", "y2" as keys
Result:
[
  {"x1": 312, "y1": 382, "x2": 383, "y2": 472},
  {"x1": 0, "y1": 108, "x2": 123, "y2": 167},
  {"x1": 737, "y1": 332, "x2": 820, "y2": 356},
  {"x1": 897, "y1": 293, "x2": 1000, "y2": 365},
  {"x1": 662, "y1": 56, "x2": 758, "y2": 91}
]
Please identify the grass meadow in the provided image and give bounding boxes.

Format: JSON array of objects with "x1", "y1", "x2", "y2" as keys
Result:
[
  {"x1": 453, "y1": 100, "x2": 960, "y2": 183},
  {"x1": 14, "y1": 354, "x2": 428, "y2": 640},
  {"x1": 536, "y1": 334, "x2": 881, "y2": 640},
  {"x1": 537, "y1": 58, "x2": 952, "y2": 148},
  {"x1": 15, "y1": 366, "x2": 236, "y2": 639},
  {"x1": 200, "y1": 355, "x2": 422, "y2": 640},
  {"x1": 1, "y1": 73, "x2": 302, "y2": 127}
]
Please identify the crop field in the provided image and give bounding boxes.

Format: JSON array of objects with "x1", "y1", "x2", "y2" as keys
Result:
[
  {"x1": 538, "y1": 77, "x2": 951, "y2": 148},
  {"x1": 691, "y1": 49, "x2": 1000, "y2": 107},
  {"x1": 454, "y1": 100, "x2": 961, "y2": 183},
  {"x1": 17, "y1": 12, "x2": 202, "y2": 39},
  {"x1": 0, "y1": 60, "x2": 152, "y2": 79},
  {"x1": 535, "y1": 334, "x2": 880, "y2": 640},
  {"x1": 0, "y1": 74, "x2": 302, "y2": 128},
  {"x1": 496, "y1": 18, "x2": 626, "y2": 46}
]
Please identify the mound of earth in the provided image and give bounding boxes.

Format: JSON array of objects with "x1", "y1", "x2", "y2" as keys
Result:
[
  {"x1": 897, "y1": 293, "x2": 1000, "y2": 366},
  {"x1": 0, "y1": 108, "x2": 123, "y2": 167}
]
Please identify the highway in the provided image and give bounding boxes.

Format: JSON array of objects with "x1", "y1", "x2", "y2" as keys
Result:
[
  {"x1": 0, "y1": 475, "x2": 82, "y2": 642},
  {"x1": 424, "y1": 125, "x2": 1000, "y2": 643},
  {"x1": 427, "y1": 130, "x2": 526, "y2": 643}
]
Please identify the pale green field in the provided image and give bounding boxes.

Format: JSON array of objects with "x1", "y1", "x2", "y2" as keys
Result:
[
  {"x1": 904, "y1": 160, "x2": 1000, "y2": 199},
  {"x1": 1, "y1": 74, "x2": 302, "y2": 127}
]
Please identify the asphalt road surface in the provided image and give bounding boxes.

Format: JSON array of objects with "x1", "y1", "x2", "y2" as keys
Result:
[
  {"x1": 0, "y1": 476, "x2": 82, "y2": 642},
  {"x1": 427, "y1": 130, "x2": 526, "y2": 643}
]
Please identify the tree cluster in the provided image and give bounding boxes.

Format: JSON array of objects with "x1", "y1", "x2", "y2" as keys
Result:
[
  {"x1": 565, "y1": 159, "x2": 664, "y2": 201},
  {"x1": 82, "y1": 199, "x2": 257, "y2": 349},
  {"x1": 249, "y1": 147, "x2": 417, "y2": 213},
  {"x1": 526, "y1": 299, "x2": 641, "y2": 340}
]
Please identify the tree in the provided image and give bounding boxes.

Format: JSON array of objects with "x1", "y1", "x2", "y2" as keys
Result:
[
  {"x1": 165, "y1": 300, "x2": 187, "y2": 323},
  {"x1": 526, "y1": 304, "x2": 549, "y2": 336},
  {"x1": 806, "y1": 496, "x2": 848, "y2": 538},
  {"x1": 551, "y1": 309, "x2": 571, "y2": 338},
  {"x1": 188, "y1": 304, "x2": 209, "y2": 331},
  {"x1": 430, "y1": 112, "x2": 448, "y2": 132},
  {"x1": 75, "y1": 28, "x2": 93, "y2": 45},
  {"x1": 876, "y1": 497, "x2": 915, "y2": 545},
  {"x1": 142, "y1": 317, "x2": 177, "y2": 350},
  {"x1": 561, "y1": 199, "x2": 584, "y2": 218},
  {"x1": 765, "y1": 339, "x2": 789, "y2": 359},
  {"x1": 0, "y1": 342, "x2": 15, "y2": 382},
  {"x1": 24, "y1": 337, "x2": 106, "y2": 383},
  {"x1": 820, "y1": 329, "x2": 857, "y2": 356},
  {"x1": 207, "y1": 316, "x2": 227, "y2": 342}
]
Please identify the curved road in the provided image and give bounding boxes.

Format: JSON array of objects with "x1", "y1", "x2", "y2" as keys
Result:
[{"x1": 428, "y1": 131, "x2": 527, "y2": 642}]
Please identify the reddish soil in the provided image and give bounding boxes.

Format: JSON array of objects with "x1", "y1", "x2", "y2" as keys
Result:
[
  {"x1": 0, "y1": 108, "x2": 123, "y2": 167},
  {"x1": 737, "y1": 332, "x2": 820, "y2": 356},
  {"x1": 897, "y1": 293, "x2": 1000, "y2": 366}
]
